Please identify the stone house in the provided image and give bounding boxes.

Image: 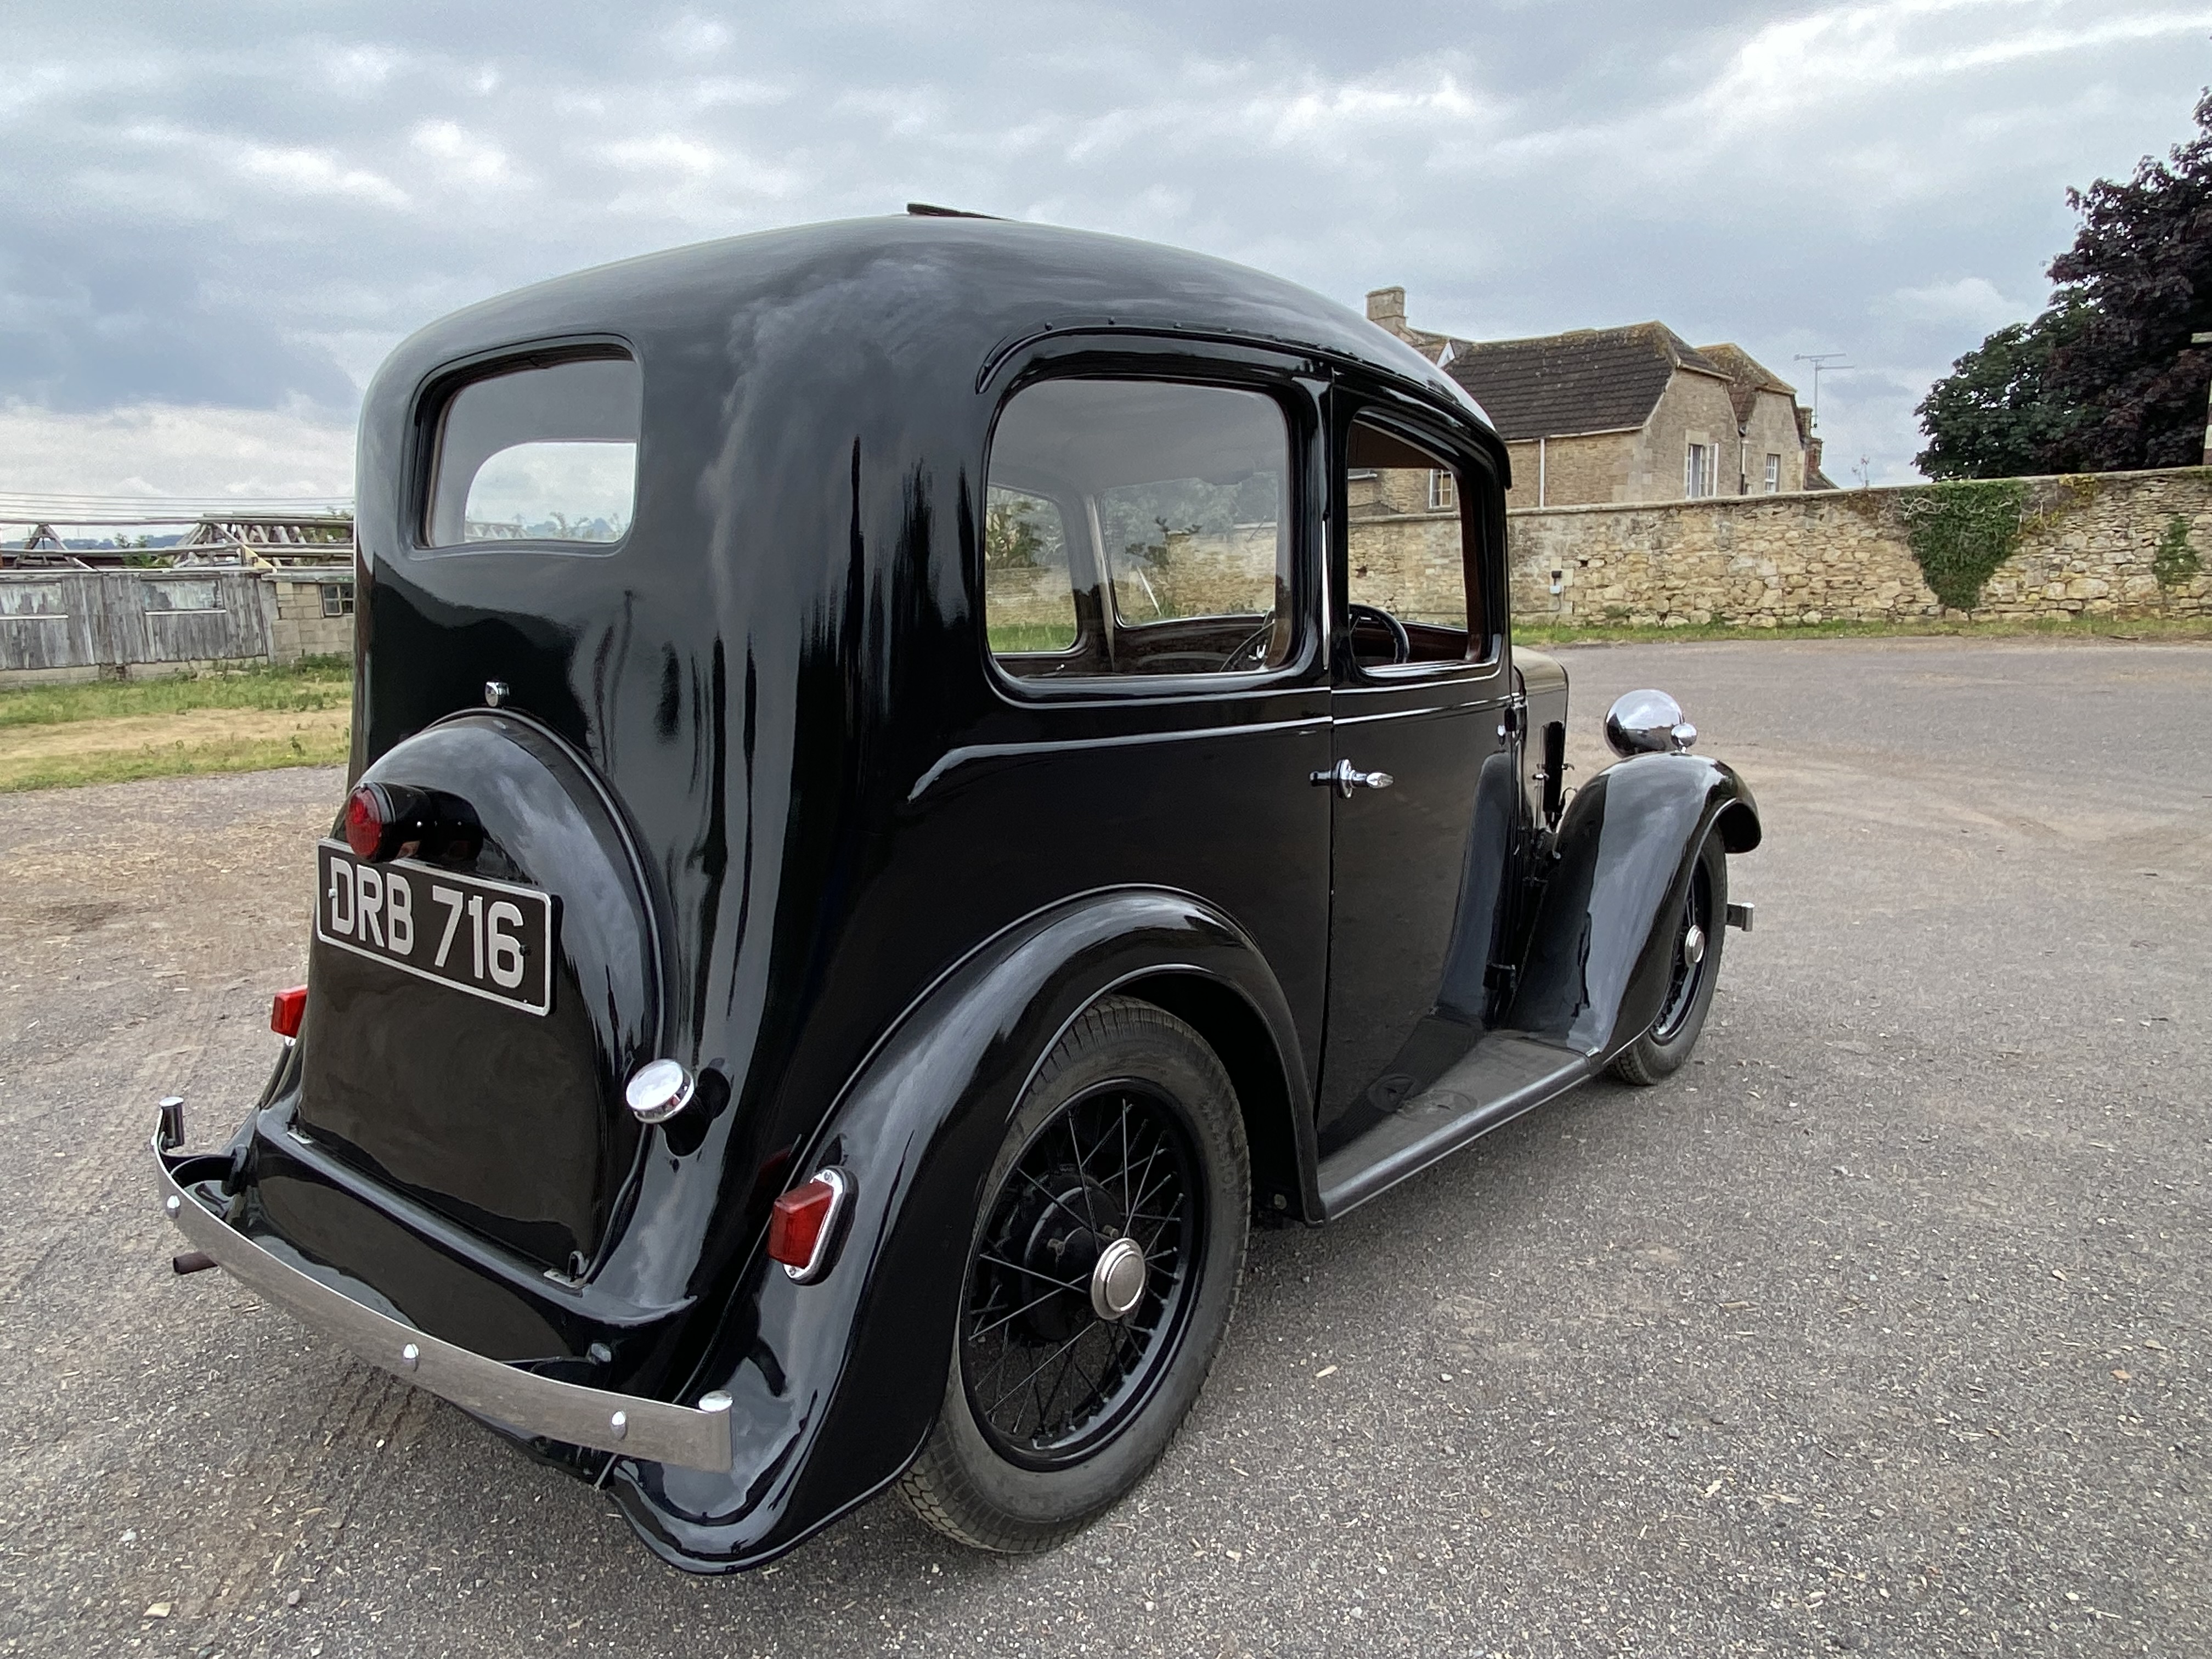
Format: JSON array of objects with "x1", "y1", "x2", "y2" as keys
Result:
[{"x1": 1362, "y1": 287, "x2": 1833, "y2": 509}]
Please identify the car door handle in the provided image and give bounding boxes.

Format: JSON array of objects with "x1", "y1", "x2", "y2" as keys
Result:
[{"x1": 1311, "y1": 758, "x2": 1395, "y2": 798}]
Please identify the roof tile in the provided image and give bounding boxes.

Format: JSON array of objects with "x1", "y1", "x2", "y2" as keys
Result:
[{"x1": 1441, "y1": 323, "x2": 1727, "y2": 442}]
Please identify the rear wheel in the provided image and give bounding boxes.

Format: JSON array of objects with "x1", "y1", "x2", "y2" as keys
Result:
[
  {"x1": 898, "y1": 995, "x2": 1248, "y2": 1553},
  {"x1": 1609, "y1": 832, "x2": 1727, "y2": 1086}
]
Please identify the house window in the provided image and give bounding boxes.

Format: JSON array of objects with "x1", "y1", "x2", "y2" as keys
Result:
[
  {"x1": 0, "y1": 582, "x2": 67, "y2": 618},
  {"x1": 1427, "y1": 469, "x2": 1455, "y2": 511},
  {"x1": 320, "y1": 582, "x2": 356, "y2": 618},
  {"x1": 1764, "y1": 453, "x2": 1782, "y2": 493},
  {"x1": 1684, "y1": 442, "x2": 1718, "y2": 499},
  {"x1": 140, "y1": 579, "x2": 222, "y2": 613}
]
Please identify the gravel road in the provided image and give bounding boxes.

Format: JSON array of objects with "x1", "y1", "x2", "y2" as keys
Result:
[{"x1": 2, "y1": 639, "x2": 2206, "y2": 1658}]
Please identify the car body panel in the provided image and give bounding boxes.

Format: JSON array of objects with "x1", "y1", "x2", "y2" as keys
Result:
[{"x1": 149, "y1": 215, "x2": 1760, "y2": 1573}]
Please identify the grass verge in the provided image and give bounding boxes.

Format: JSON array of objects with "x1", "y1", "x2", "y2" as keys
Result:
[
  {"x1": 0, "y1": 659, "x2": 352, "y2": 792},
  {"x1": 0, "y1": 656, "x2": 351, "y2": 729},
  {"x1": 1513, "y1": 614, "x2": 2212, "y2": 647}
]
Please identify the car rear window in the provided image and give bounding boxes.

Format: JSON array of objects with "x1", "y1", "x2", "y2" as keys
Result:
[{"x1": 424, "y1": 353, "x2": 641, "y2": 550}]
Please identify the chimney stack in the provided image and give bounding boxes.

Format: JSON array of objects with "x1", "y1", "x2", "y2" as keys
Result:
[{"x1": 1365, "y1": 286, "x2": 1408, "y2": 339}]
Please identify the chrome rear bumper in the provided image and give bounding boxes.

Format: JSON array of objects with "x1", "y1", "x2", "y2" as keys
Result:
[{"x1": 153, "y1": 1108, "x2": 733, "y2": 1474}]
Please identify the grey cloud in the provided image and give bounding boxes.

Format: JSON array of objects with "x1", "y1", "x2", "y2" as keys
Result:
[
  {"x1": 2, "y1": 0, "x2": 2206, "y2": 483},
  {"x1": 0, "y1": 247, "x2": 358, "y2": 413}
]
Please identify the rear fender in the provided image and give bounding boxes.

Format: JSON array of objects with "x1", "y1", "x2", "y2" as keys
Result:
[
  {"x1": 1505, "y1": 754, "x2": 1759, "y2": 1062},
  {"x1": 612, "y1": 887, "x2": 1306, "y2": 1570}
]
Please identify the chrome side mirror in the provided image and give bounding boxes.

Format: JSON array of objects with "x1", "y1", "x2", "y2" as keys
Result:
[{"x1": 1605, "y1": 689, "x2": 1697, "y2": 757}]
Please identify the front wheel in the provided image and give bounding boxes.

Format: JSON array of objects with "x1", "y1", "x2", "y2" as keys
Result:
[
  {"x1": 1609, "y1": 831, "x2": 1727, "y2": 1086},
  {"x1": 898, "y1": 995, "x2": 1249, "y2": 1553}
]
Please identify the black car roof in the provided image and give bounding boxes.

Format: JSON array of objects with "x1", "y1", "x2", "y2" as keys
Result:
[{"x1": 377, "y1": 215, "x2": 1496, "y2": 436}]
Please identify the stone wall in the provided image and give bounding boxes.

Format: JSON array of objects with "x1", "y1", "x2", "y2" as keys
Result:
[
  {"x1": 1500, "y1": 431, "x2": 1639, "y2": 512},
  {"x1": 1349, "y1": 507, "x2": 1471, "y2": 630},
  {"x1": 268, "y1": 573, "x2": 356, "y2": 662},
  {"x1": 1500, "y1": 466, "x2": 2212, "y2": 627}
]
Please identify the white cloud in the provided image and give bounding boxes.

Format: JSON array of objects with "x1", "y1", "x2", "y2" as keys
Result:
[
  {"x1": 1882, "y1": 275, "x2": 2033, "y2": 328},
  {"x1": 663, "y1": 16, "x2": 735, "y2": 56},
  {"x1": 411, "y1": 120, "x2": 520, "y2": 188},
  {"x1": 230, "y1": 142, "x2": 410, "y2": 208},
  {"x1": 315, "y1": 42, "x2": 409, "y2": 90},
  {"x1": 602, "y1": 134, "x2": 724, "y2": 178},
  {"x1": 0, "y1": 400, "x2": 356, "y2": 501},
  {"x1": 1, "y1": 0, "x2": 2205, "y2": 492},
  {"x1": 1700, "y1": 0, "x2": 2212, "y2": 127}
]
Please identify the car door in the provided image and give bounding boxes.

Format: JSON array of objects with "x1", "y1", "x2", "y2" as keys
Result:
[
  {"x1": 1317, "y1": 393, "x2": 1519, "y2": 1153},
  {"x1": 938, "y1": 353, "x2": 1336, "y2": 1180}
]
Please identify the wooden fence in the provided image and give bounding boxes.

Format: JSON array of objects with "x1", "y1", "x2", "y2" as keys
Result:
[{"x1": 0, "y1": 570, "x2": 275, "y2": 676}]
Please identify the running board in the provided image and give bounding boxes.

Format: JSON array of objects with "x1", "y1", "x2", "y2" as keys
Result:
[{"x1": 1316, "y1": 1034, "x2": 1593, "y2": 1220}]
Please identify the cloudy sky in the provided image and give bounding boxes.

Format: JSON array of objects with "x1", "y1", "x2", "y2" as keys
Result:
[{"x1": 3, "y1": 0, "x2": 2208, "y2": 509}]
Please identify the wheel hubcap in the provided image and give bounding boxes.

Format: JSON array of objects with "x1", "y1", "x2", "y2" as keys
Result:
[
  {"x1": 1682, "y1": 923, "x2": 1706, "y2": 967},
  {"x1": 960, "y1": 1083, "x2": 1202, "y2": 1468},
  {"x1": 1090, "y1": 1235, "x2": 1148, "y2": 1321}
]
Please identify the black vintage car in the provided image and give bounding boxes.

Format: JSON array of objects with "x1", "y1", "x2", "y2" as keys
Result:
[{"x1": 154, "y1": 212, "x2": 1759, "y2": 1571}]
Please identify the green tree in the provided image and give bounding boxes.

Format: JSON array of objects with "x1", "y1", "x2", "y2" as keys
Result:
[
  {"x1": 1917, "y1": 91, "x2": 2212, "y2": 477},
  {"x1": 984, "y1": 495, "x2": 1049, "y2": 571},
  {"x1": 1914, "y1": 306, "x2": 2085, "y2": 479}
]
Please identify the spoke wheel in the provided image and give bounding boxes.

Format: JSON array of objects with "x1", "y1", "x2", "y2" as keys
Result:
[
  {"x1": 962, "y1": 1082, "x2": 1200, "y2": 1469},
  {"x1": 1650, "y1": 848, "x2": 1715, "y2": 1043},
  {"x1": 899, "y1": 995, "x2": 1248, "y2": 1553},
  {"x1": 1610, "y1": 830, "x2": 1728, "y2": 1086}
]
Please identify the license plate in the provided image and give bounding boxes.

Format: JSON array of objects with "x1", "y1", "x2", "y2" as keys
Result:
[{"x1": 314, "y1": 840, "x2": 557, "y2": 1016}]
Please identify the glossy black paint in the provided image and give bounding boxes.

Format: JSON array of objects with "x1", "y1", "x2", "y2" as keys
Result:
[
  {"x1": 193, "y1": 216, "x2": 1762, "y2": 1572},
  {"x1": 1506, "y1": 752, "x2": 1761, "y2": 1061},
  {"x1": 298, "y1": 711, "x2": 661, "y2": 1277},
  {"x1": 618, "y1": 889, "x2": 1305, "y2": 1567}
]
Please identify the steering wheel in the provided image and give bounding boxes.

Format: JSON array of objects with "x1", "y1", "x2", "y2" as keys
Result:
[
  {"x1": 1348, "y1": 602, "x2": 1411, "y2": 667},
  {"x1": 1222, "y1": 618, "x2": 1276, "y2": 672}
]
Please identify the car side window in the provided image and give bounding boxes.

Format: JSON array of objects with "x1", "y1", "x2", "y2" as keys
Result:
[
  {"x1": 985, "y1": 379, "x2": 1294, "y2": 680},
  {"x1": 1343, "y1": 417, "x2": 1483, "y2": 668}
]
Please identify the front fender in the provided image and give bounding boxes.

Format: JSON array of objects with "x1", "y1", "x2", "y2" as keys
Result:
[
  {"x1": 1505, "y1": 754, "x2": 1759, "y2": 1061},
  {"x1": 612, "y1": 887, "x2": 1305, "y2": 1570}
]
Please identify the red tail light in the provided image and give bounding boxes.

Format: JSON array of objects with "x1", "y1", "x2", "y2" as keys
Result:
[
  {"x1": 766, "y1": 1169, "x2": 851, "y2": 1284},
  {"x1": 270, "y1": 985, "x2": 307, "y2": 1039},
  {"x1": 343, "y1": 783, "x2": 388, "y2": 858}
]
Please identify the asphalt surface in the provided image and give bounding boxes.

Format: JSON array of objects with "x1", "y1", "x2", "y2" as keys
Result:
[{"x1": 2, "y1": 638, "x2": 2207, "y2": 1658}]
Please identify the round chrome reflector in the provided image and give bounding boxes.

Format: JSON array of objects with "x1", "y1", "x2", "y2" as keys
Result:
[{"x1": 625, "y1": 1058, "x2": 695, "y2": 1124}]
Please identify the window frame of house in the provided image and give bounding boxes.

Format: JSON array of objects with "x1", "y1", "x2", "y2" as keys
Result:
[
  {"x1": 1764, "y1": 453, "x2": 1782, "y2": 494},
  {"x1": 320, "y1": 582, "x2": 356, "y2": 618},
  {"x1": 1684, "y1": 441, "x2": 1718, "y2": 499},
  {"x1": 1427, "y1": 469, "x2": 1456, "y2": 512}
]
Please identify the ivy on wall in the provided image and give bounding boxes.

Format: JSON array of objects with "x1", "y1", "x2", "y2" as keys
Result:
[
  {"x1": 1895, "y1": 480, "x2": 2028, "y2": 611},
  {"x1": 2153, "y1": 514, "x2": 2202, "y2": 589}
]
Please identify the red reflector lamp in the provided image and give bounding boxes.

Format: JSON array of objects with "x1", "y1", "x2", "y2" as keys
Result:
[
  {"x1": 343, "y1": 783, "x2": 390, "y2": 859},
  {"x1": 270, "y1": 985, "x2": 307, "y2": 1039},
  {"x1": 766, "y1": 1168, "x2": 851, "y2": 1284}
]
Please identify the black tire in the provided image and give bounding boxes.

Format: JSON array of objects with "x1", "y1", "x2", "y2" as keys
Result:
[
  {"x1": 1609, "y1": 831, "x2": 1727, "y2": 1086},
  {"x1": 898, "y1": 995, "x2": 1249, "y2": 1553}
]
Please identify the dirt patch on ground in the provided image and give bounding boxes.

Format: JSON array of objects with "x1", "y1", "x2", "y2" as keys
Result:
[{"x1": 0, "y1": 705, "x2": 349, "y2": 791}]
